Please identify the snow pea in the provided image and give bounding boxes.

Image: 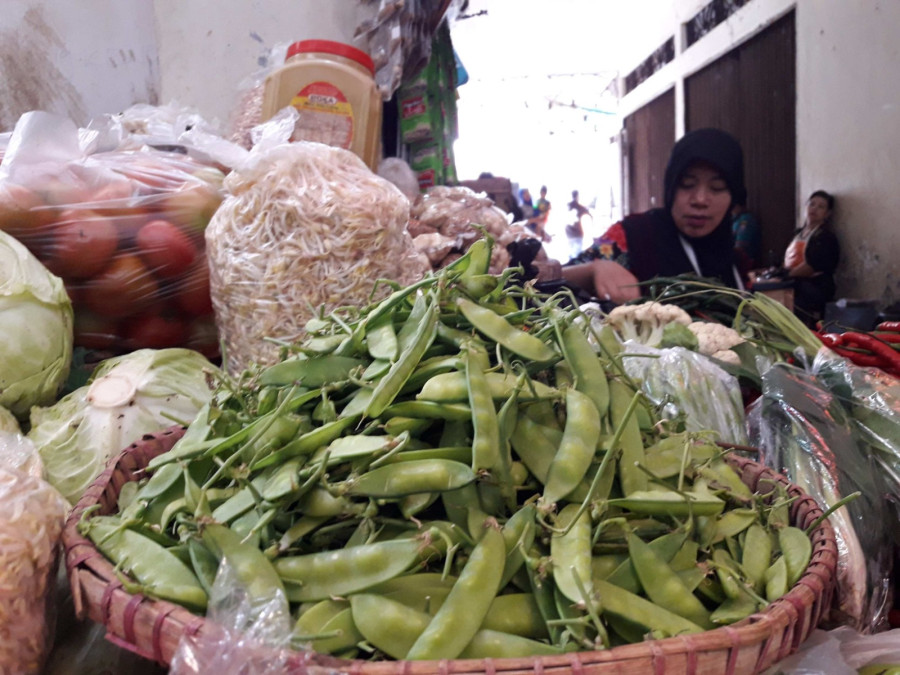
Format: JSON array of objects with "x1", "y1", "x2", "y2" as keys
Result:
[
  {"x1": 609, "y1": 380, "x2": 647, "y2": 496},
  {"x1": 304, "y1": 608, "x2": 363, "y2": 654},
  {"x1": 82, "y1": 516, "x2": 207, "y2": 612},
  {"x1": 345, "y1": 459, "x2": 476, "y2": 498},
  {"x1": 382, "y1": 400, "x2": 472, "y2": 421},
  {"x1": 603, "y1": 531, "x2": 687, "y2": 594},
  {"x1": 385, "y1": 445, "x2": 472, "y2": 465},
  {"x1": 458, "y1": 629, "x2": 564, "y2": 659},
  {"x1": 561, "y1": 322, "x2": 610, "y2": 418},
  {"x1": 275, "y1": 532, "x2": 438, "y2": 602},
  {"x1": 778, "y1": 526, "x2": 812, "y2": 587},
  {"x1": 365, "y1": 312, "x2": 399, "y2": 361},
  {"x1": 480, "y1": 594, "x2": 549, "y2": 640},
  {"x1": 593, "y1": 579, "x2": 704, "y2": 637},
  {"x1": 417, "y1": 370, "x2": 557, "y2": 403},
  {"x1": 553, "y1": 513, "x2": 594, "y2": 613},
  {"x1": 365, "y1": 295, "x2": 439, "y2": 418},
  {"x1": 292, "y1": 598, "x2": 347, "y2": 641},
  {"x1": 510, "y1": 414, "x2": 558, "y2": 484},
  {"x1": 543, "y1": 388, "x2": 601, "y2": 504},
  {"x1": 626, "y1": 531, "x2": 713, "y2": 629},
  {"x1": 697, "y1": 459, "x2": 753, "y2": 499},
  {"x1": 187, "y1": 537, "x2": 219, "y2": 596},
  {"x1": 456, "y1": 297, "x2": 557, "y2": 363},
  {"x1": 741, "y1": 523, "x2": 773, "y2": 593},
  {"x1": 406, "y1": 525, "x2": 506, "y2": 659},
  {"x1": 350, "y1": 593, "x2": 431, "y2": 659},
  {"x1": 400, "y1": 491, "x2": 439, "y2": 519},
  {"x1": 500, "y1": 504, "x2": 537, "y2": 587},
  {"x1": 764, "y1": 555, "x2": 789, "y2": 601},
  {"x1": 608, "y1": 489, "x2": 726, "y2": 517},
  {"x1": 201, "y1": 523, "x2": 286, "y2": 608},
  {"x1": 464, "y1": 346, "x2": 502, "y2": 474},
  {"x1": 258, "y1": 355, "x2": 365, "y2": 387},
  {"x1": 710, "y1": 596, "x2": 758, "y2": 625},
  {"x1": 712, "y1": 508, "x2": 759, "y2": 543},
  {"x1": 251, "y1": 415, "x2": 359, "y2": 471}
]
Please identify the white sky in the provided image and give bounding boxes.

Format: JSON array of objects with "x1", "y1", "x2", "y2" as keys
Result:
[{"x1": 449, "y1": 0, "x2": 671, "y2": 259}]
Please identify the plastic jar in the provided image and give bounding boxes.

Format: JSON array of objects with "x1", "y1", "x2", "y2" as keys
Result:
[{"x1": 261, "y1": 40, "x2": 382, "y2": 170}]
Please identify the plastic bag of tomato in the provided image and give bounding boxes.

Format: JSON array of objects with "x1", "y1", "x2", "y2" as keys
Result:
[{"x1": 0, "y1": 118, "x2": 224, "y2": 359}]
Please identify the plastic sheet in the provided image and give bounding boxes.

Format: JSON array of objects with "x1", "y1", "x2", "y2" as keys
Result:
[
  {"x1": 762, "y1": 626, "x2": 900, "y2": 674},
  {"x1": 621, "y1": 342, "x2": 748, "y2": 445},
  {"x1": 747, "y1": 359, "x2": 893, "y2": 632},
  {"x1": 0, "y1": 111, "x2": 224, "y2": 357}
]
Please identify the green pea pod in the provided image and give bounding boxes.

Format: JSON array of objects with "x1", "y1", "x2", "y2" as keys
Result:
[
  {"x1": 510, "y1": 414, "x2": 558, "y2": 483},
  {"x1": 562, "y1": 322, "x2": 610, "y2": 419},
  {"x1": 626, "y1": 532, "x2": 713, "y2": 629},
  {"x1": 697, "y1": 460, "x2": 753, "y2": 499},
  {"x1": 464, "y1": 347, "x2": 502, "y2": 474},
  {"x1": 361, "y1": 356, "x2": 391, "y2": 381},
  {"x1": 292, "y1": 598, "x2": 347, "y2": 641},
  {"x1": 712, "y1": 508, "x2": 759, "y2": 544},
  {"x1": 594, "y1": 578, "x2": 704, "y2": 637},
  {"x1": 372, "y1": 573, "x2": 456, "y2": 613},
  {"x1": 441, "y1": 483, "x2": 481, "y2": 533},
  {"x1": 500, "y1": 504, "x2": 537, "y2": 588},
  {"x1": 551, "y1": 504, "x2": 593, "y2": 604},
  {"x1": 351, "y1": 593, "x2": 431, "y2": 659},
  {"x1": 275, "y1": 535, "x2": 431, "y2": 602},
  {"x1": 382, "y1": 400, "x2": 472, "y2": 421},
  {"x1": 365, "y1": 312, "x2": 399, "y2": 361},
  {"x1": 251, "y1": 415, "x2": 359, "y2": 471},
  {"x1": 400, "y1": 492, "x2": 439, "y2": 519},
  {"x1": 314, "y1": 434, "x2": 401, "y2": 465},
  {"x1": 136, "y1": 462, "x2": 183, "y2": 501},
  {"x1": 669, "y1": 539, "x2": 700, "y2": 572},
  {"x1": 608, "y1": 490, "x2": 726, "y2": 517},
  {"x1": 603, "y1": 531, "x2": 687, "y2": 594},
  {"x1": 712, "y1": 548, "x2": 750, "y2": 601},
  {"x1": 480, "y1": 594, "x2": 549, "y2": 640},
  {"x1": 365, "y1": 296, "x2": 440, "y2": 418},
  {"x1": 459, "y1": 274, "x2": 500, "y2": 300},
  {"x1": 456, "y1": 297, "x2": 557, "y2": 363},
  {"x1": 609, "y1": 380, "x2": 647, "y2": 496},
  {"x1": 677, "y1": 566, "x2": 708, "y2": 592},
  {"x1": 82, "y1": 516, "x2": 207, "y2": 612},
  {"x1": 709, "y1": 595, "x2": 758, "y2": 625},
  {"x1": 779, "y1": 526, "x2": 812, "y2": 587},
  {"x1": 459, "y1": 236, "x2": 492, "y2": 278},
  {"x1": 188, "y1": 538, "x2": 220, "y2": 596},
  {"x1": 741, "y1": 524, "x2": 773, "y2": 593},
  {"x1": 259, "y1": 355, "x2": 365, "y2": 387},
  {"x1": 591, "y1": 554, "x2": 628, "y2": 582},
  {"x1": 346, "y1": 459, "x2": 476, "y2": 498},
  {"x1": 201, "y1": 523, "x2": 286, "y2": 609},
  {"x1": 387, "y1": 446, "x2": 472, "y2": 465},
  {"x1": 417, "y1": 371, "x2": 557, "y2": 403},
  {"x1": 308, "y1": 608, "x2": 363, "y2": 655},
  {"x1": 210, "y1": 475, "x2": 268, "y2": 524},
  {"x1": 261, "y1": 457, "x2": 304, "y2": 503},
  {"x1": 764, "y1": 555, "x2": 789, "y2": 602},
  {"x1": 523, "y1": 548, "x2": 563, "y2": 644},
  {"x1": 299, "y1": 487, "x2": 361, "y2": 518},
  {"x1": 543, "y1": 388, "x2": 601, "y2": 504},
  {"x1": 406, "y1": 525, "x2": 506, "y2": 660},
  {"x1": 458, "y1": 629, "x2": 564, "y2": 659},
  {"x1": 382, "y1": 416, "x2": 432, "y2": 436}
]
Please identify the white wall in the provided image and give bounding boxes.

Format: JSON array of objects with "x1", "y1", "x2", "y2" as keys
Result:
[
  {"x1": 617, "y1": 0, "x2": 900, "y2": 305},
  {"x1": 0, "y1": 1, "x2": 159, "y2": 131},
  {"x1": 153, "y1": 0, "x2": 377, "y2": 129}
]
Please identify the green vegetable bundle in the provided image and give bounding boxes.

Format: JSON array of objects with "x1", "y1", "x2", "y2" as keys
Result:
[{"x1": 80, "y1": 238, "x2": 820, "y2": 661}]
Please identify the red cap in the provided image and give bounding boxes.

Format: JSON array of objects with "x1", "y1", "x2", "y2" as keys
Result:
[{"x1": 286, "y1": 40, "x2": 375, "y2": 76}]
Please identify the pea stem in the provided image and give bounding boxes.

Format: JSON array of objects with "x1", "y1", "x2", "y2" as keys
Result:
[{"x1": 804, "y1": 491, "x2": 862, "y2": 535}]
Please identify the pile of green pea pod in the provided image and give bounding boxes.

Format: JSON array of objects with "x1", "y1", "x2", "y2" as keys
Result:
[{"x1": 78, "y1": 236, "x2": 817, "y2": 662}]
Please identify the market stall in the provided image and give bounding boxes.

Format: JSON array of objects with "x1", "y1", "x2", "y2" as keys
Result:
[{"x1": 1, "y1": 4, "x2": 899, "y2": 675}]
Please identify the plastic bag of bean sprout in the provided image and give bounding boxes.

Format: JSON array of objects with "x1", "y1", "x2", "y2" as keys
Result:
[
  {"x1": 0, "y1": 111, "x2": 225, "y2": 358},
  {"x1": 746, "y1": 361, "x2": 893, "y2": 633},
  {"x1": 619, "y1": 342, "x2": 748, "y2": 445},
  {"x1": 205, "y1": 131, "x2": 430, "y2": 375},
  {"x1": 0, "y1": 438, "x2": 68, "y2": 675}
]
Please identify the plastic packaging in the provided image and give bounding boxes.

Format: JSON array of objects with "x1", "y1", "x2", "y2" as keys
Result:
[
  {"x1": 0, "y1": 453, "x2": 67, "y2": 675},
  {"x1": 0, "y1": 112, "x2": 224, "y2": 357},
  {"x1": 205, "y1": 135, "x2": 430, "y2": 375},
  {"x1": 747, "y1": 360, "x2": 893, "y2": 632},
  {"x1": 761, "y1": 626, "x2": 900, "y2": 674},
  {"x1": 260, "y1": 39, "x2": 382, "y2": 170},
  {"x1": 621, "y1": 343, "x2": 748, "y2": 445}
]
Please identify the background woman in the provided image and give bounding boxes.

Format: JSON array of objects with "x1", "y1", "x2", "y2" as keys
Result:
[
  {"x1": 783, "y1": 189, "x2": 840, "y2": 324},
  {"x1": 562, "y1": 128, "x2": 747, "y2": 303}
]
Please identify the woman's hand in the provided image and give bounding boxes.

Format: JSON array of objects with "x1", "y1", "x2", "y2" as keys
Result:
[{"x1": 562, "y1": 259, "x2": 641, "y2": 303}]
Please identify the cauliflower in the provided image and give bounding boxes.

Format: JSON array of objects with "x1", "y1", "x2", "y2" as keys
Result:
[
  {"x1": 605, "y1": 301, "x2": 692, "y2": 348},
  {"x1": 688, "y1": 321, "x2": 745, "y2": 364}
]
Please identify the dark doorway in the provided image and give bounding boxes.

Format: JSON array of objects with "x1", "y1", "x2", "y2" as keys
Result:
[
  {"x1": 623, "y1": 88, "x2": 675, "y2": 215},
  {"x1": 685, "y1": 10, "x2": 796, "y2": 265}
]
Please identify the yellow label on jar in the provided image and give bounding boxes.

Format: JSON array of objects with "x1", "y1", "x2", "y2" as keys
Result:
[{"x1": 290, "y1": 81, "x2": 355, "y2": 149}]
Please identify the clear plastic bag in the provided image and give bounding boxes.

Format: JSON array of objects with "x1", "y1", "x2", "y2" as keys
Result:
[
  {"x1": 0, "y1": 458, "x2": 67, "y2": 675},
  {"x1": 169, "y1": 559, "x2": 334, "y2": 675},
  {"x1": 763, "y1": 626, "x2": 900, "y2": 674},
  {"x1": 621, "y1": 342, "x2": 748, "y2": 445},
  {"x1": 206, "y1": 131, "x2": 430, "y2": 374},
  {"x1": 747, "y1": 360, "x2": 894, "y2": 632},
  {"x1": 0, "y1": 111, "x2": 224, "y2": 357}
]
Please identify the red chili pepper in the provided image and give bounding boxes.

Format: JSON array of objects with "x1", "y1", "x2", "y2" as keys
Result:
[
  {"x1": 831, "y1": 345, "x2": 886, "y2": 368},
  {"x1": 841, "y1": 332, "x2": 900, "y2": 371},
  {"x1": 817, "y1": 332, "x2": 845, "y2": 348},
  {"x1": 876, "y1": 321, "x2": 900, "y2": 332},
  {"x1": 872, "y1": 331, "x2": 900, "y2": 345}
]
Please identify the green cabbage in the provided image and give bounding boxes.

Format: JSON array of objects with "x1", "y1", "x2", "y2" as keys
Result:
[
  {"x1": 29, "y1": 348, "x2": 219, "y2": 505},
  {"x1": 0, "y1": 229, "x2": 73, "y2": 418}
]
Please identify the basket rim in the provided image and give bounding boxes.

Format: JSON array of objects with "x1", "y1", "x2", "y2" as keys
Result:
[{"x1": 62, "y1": 426, "x2": 839, "y2": 673}]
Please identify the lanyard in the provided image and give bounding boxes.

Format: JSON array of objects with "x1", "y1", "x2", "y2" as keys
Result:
[{"x1": 679, "y1": 235, "x2": 745, "y2": 291}]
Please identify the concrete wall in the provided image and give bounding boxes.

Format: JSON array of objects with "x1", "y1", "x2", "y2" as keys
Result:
[
  {"x1": 617, "y1": 0, "x2": 900, "y2": 305},
  {"x1": 0, "y1": 1, "x2": 159, "y2": 131}
]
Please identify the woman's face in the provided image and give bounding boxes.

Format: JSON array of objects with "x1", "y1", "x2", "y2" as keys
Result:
[
  {"x1": 806, "y1": 195, "x2": 831, "y2": 228},
  {"x1": 671, "y1": 162, "x2": 732, "y2": 238}
]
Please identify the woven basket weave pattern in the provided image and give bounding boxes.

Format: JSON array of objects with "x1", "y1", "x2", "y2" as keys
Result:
[{"x1": 62, "y1": 427, "x2": 838, "y2": 674}]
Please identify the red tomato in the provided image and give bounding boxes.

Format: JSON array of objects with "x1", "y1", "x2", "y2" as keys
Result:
[
  {"x1": 47, "y1": 209, "x2": 120, "y2": 279},
  {"x1": 82, "y1": 254, "x2": 159, "y2": 318},
  {"x1": 0, "y1": 183, "x2": 55, "y2": 253},
  {"x1": 125, "y1": 313, "x2": 188, "y2": 350},
  {"x1": 174, "y1": 258, "x2": 213, "y2": 316},
  {"x1": 161, "y1": 183, "x2": 222, "y2": 232},
  {"x1": 136, "y1": 219, "x2": 197, "y2": 278}
]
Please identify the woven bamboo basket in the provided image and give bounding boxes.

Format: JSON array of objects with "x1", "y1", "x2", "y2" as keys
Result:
[{"x1": 63, "y1": 426, "x2": 838, "y2": 675}]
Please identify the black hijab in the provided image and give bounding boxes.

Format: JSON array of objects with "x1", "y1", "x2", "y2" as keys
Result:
[{"x1": 624, "y1": 128, "x2": 746, "y2": 288}]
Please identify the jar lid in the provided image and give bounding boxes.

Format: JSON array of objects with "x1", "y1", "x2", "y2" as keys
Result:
[{"x1": 286, "y1": 40, "x2": 376, "y2": 76}]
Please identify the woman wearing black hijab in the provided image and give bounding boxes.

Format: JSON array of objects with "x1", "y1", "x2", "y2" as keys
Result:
[{"x1": 562, "y1": 128, "x2": 747, "y2": 303}]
